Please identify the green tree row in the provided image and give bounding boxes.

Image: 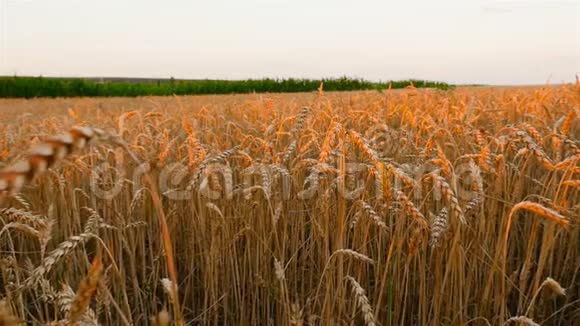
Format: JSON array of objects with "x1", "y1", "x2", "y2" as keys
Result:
[{"x1": 0, "y1": 76, "x2": 453, "y2": 98}]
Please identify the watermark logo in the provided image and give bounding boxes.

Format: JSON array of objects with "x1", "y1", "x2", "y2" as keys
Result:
[{"x1": 87, "y1": 125, "x2": 483, "y2": 204}]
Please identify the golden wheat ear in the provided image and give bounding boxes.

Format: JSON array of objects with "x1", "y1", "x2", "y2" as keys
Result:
[
  {"x1": 67, "y1": 253, "x2": 103, "y2": 325},
  {"x1": 0, "y1": 299, "x2": 23, "y2": 326},
  {"x1": 0, "y1": 126, "x2": 109, "y2": 202}
]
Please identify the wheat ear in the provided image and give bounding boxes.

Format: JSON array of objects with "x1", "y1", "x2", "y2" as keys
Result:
[
  {"x1": 67, "y1": 254, "x2": 103, "y2": 325},
  {"x1": 506, "y1": 316, "x2": 539, "y2": 326},
  {"x1": 429, "y1": 207, "x2": 449, "y2": 248},
  {"x1": 0, "y1": 299, "x2": 22, "y2": 325},
  {"x1": 345, "y1": 276, "x2": 376, "y2": 326},
  {"x1": 0, "y1": 126, "x2": 110, "y2": 202}
]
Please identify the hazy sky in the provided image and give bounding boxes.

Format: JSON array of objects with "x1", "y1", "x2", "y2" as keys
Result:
[{"x1": 0, "y1": 0, "x2": 578, "y2": 84}]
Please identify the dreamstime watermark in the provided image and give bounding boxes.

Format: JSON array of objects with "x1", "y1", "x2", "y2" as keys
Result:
[
  {"x1": 88, "y1": 157, "x2": 484, "y2": 203},
  {"x1": 87, "y1": 125, "x2": 485, "y2": 203}
]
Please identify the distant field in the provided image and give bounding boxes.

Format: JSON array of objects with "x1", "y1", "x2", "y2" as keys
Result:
[
  {"x1": 0, "y1": 76, "x2": 453, "y2": 98},
  {"x1": 0, "y1": 85, "x2": 578, "y2": 325}
]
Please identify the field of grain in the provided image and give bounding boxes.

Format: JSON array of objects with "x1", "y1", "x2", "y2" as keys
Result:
[{"x1": 0, "y1": 85, "x2": 578, "y2": 325}]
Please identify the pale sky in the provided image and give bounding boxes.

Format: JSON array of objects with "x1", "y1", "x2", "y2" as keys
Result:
[{"x1": 0, "y1": 0, "x2": 579, "y2": 85}]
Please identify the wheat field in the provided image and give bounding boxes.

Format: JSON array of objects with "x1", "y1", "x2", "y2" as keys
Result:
[{"x1": 0, "y1": 85, "x2": 578, "y2": 325}]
